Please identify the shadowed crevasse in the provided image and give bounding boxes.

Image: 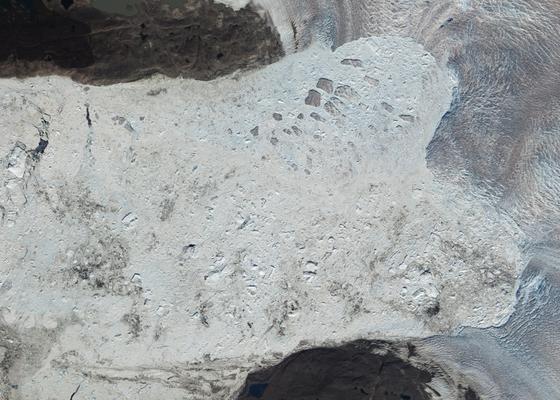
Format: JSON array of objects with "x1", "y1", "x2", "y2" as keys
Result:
[{"x1": 0, "y1": 0, "x2": 284, "y2": 84}]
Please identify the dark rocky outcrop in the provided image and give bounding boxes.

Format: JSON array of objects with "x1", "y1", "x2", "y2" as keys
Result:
[
  {"x1": 0, "y1": 0, "x2": 284, "y2": 84},
  {"x1": 237, "y1": 340, "x2": 442, "y2": 400}
]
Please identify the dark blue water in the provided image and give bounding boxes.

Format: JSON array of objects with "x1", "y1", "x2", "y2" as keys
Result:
[{"x1": 248, "y1": 383, "x2": 268, "y2": 398}]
